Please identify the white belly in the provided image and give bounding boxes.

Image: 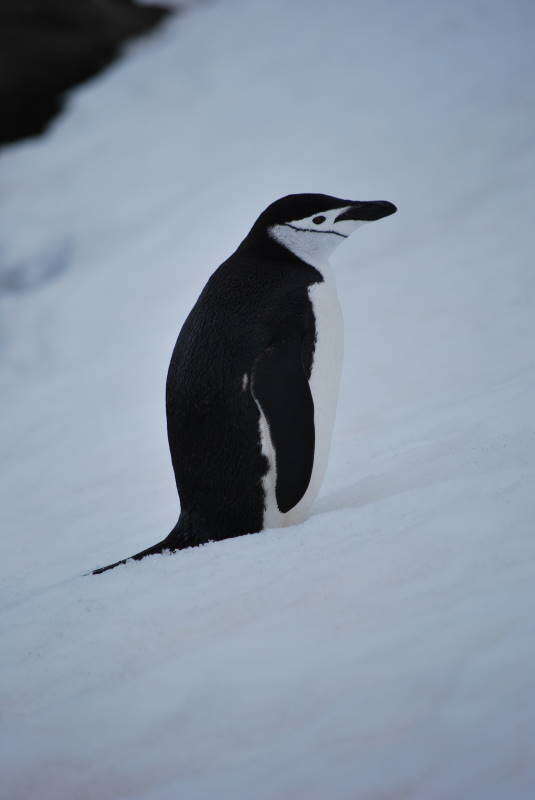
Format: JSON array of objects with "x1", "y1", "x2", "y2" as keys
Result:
[{"x1": 260, "y1": 266, "x2": 344, "y2": 528}]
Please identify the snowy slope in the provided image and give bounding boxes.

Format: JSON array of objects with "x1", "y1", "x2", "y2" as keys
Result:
[{"x1": 1, "y1": 0, "x2": 535, "y2": 797}]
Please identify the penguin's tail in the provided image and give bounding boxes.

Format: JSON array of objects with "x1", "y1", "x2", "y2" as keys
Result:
[{"x1": 92, "y1": 518, "x2": 190, "y2": 575}]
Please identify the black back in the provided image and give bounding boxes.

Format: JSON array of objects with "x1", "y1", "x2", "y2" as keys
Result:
[{"x1": 166, "y1": 222, "x2": 323, "y2": 541}]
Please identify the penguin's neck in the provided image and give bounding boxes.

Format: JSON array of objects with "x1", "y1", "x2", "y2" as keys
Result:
[
  {"x1": 236, "y1": 228, "x2": 334, "y2": 283},
  {"x1": 268, "y1": 225, "x2": 341, "y2": 275}
]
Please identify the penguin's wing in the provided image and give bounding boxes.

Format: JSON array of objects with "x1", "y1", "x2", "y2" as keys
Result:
[{"x1": 252, "y1": 335, "x2": 314, "y2": 513}]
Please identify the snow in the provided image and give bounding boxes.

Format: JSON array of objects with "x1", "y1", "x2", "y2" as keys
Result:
[{"x1": 1, "y1": 0, "x2": 534, "y2": 797}]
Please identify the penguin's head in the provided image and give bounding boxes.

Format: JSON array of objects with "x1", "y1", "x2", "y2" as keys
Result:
[{"x1": 247, "y1": 193, "x2": 396, "y2": 266}]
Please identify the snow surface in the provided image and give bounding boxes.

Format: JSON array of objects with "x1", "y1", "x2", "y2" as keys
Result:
[{"x1": 1, "y1": 0, "x2": 535, "y2": 797}]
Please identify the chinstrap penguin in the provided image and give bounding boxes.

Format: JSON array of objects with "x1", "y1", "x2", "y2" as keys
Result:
[{"x1": 93, "y1": 193, "x2": 397, "y2": 573}]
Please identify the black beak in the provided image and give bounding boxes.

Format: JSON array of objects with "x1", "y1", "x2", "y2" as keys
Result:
[{"x1": 335, "y1": 200, "x2": 397, "y2": 222}]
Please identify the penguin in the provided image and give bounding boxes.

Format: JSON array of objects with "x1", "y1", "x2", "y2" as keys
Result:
[{"x1": 93, "y1": 194, "x2": 396, "y2": 574}]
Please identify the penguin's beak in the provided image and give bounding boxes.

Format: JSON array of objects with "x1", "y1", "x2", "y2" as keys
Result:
[{"x1": 335, "y1": 200, "x2": 397, "y2": 222}]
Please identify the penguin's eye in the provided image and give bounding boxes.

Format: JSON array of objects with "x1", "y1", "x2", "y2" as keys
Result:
[{"x1": 312, "y1": 215, "x2": 326, "y2": 225}]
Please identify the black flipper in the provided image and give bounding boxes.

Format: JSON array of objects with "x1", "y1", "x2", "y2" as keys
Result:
[{"x1": 252, "y1": 335, "x2": 315, "y2": 513}]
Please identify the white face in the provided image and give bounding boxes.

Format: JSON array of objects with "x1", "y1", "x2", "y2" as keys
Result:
[{"x1": 269, "y1": 207, "x2": 367, "y2": 267}]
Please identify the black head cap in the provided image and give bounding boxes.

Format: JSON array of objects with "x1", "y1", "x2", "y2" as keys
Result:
[
  {"x1": 253, "y1": 193, "x2": 356, "y2": 229},
  {"x1": 250, "y1": 193, "x2": 396, "y2": 230}
]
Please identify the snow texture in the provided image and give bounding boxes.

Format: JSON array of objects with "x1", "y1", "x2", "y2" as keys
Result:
[{"x1": 1, "y1": 0, "x2": 535, "y2": 797}]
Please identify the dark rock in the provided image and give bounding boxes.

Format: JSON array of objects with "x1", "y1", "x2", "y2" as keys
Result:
[{"x1": 0, "y1": 0, "x2": 171, "y2": 146}]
